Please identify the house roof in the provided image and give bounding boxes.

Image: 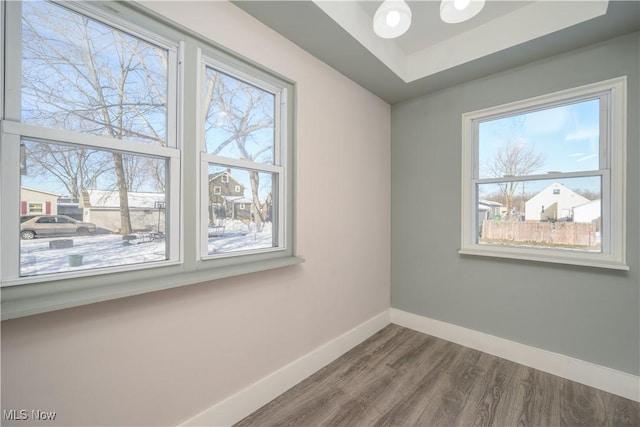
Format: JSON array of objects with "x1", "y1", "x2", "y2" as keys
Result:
[
  {"x1": 479, "y1": 199, "x2": 502, "y2": 207},
  {"x1": 526, "y1": 182, "x2": 590, "y2": 202},
  {"x1": 84, "y1": 190, "x2": 165, "y2": 208},
  {"x1": 223, "y1": 196, "x2": 253, "y2": 204},
  {"x1": 574, "y1": 199, "x2": 601, "y2": 209},
  {"x1": 20, "y1": 186, "x2": 61, "y2": 197},
  {"x1": 209, "y1": 170, "x2": 245, "y2": 188}
]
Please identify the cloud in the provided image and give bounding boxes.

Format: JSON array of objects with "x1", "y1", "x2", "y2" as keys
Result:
[
  {"x1": 525, "y1": 107, "x2": 572, "y2": 135},
  {"x1": 575, "y1": 153, "x2": 597, "y2": 163},
  {"x1": 568, "y1": 152, "x2": 584, "y2": 157},
  {"x1": 565, "y1": 128, "x2": 599, "y2": 141}
]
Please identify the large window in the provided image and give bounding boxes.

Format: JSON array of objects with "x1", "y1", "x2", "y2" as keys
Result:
[
  {"x1": 1, "y1": 0, "x2": 180, "y2": 283},
  {"x1": 0, "y1": 1, "x2": 299, "y2": 319},
  {"x1": 460, "y1": 78, "x2": 627, "y2": 270}
]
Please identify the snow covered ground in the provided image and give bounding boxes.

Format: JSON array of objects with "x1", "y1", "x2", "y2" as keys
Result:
[
  {"x1": 20, "y1": 234, "x2": 166, "y2": 277},
  {"x1": 207, "y1": 220, "x2": 274, "y2": 255},
  {"x1": 20, "y1": 220, "x2": 274, "y2": 277}
]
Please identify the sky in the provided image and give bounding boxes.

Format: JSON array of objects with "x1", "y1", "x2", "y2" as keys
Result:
[
  {"x1": 478, "y1": 98, "x2": 600, "y2": 176},
  {"x1": 477, "y1": 98, "x2": 602, "y2": 198}
]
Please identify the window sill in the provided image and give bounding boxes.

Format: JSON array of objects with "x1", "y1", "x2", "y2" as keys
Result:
[
  {"x1": 0, "y1": 255, "x2": 305, "y2": 320},
  {"x1": 458, "y1": 247, "x2": 629, "y2": 271}
]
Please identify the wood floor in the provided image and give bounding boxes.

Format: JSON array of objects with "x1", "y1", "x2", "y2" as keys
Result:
[{"x1": 235, "y1": 324, "x2": 640, "y2": 427}]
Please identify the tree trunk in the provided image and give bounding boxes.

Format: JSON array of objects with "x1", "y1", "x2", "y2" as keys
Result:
[
  {"x1": 249, "y1": 171, "x2": 265, "y2": 226},
  {"x1": 113, "y1": 152, "x2": 132, "y2": 234}
]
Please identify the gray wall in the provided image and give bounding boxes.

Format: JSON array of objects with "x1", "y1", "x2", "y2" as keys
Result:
[{"x1": 391, "y1": 32, "x2": 639, "y2": 375}]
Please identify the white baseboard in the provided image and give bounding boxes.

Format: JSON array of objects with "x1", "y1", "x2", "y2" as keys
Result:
[
  {"x1": 391, "y1": 308, "x2": 640, "y2": 402},
  {"x1": 180, "y1": 310, "x2": 391, "y2": 427}
]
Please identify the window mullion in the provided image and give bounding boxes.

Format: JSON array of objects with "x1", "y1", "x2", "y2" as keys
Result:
[
  {"x1": 0, "y1": 133, "x2": 22, "y2": 281},
  {"x1": 3, "y1": 1, "x2": 22, "y2": 122},
  {"x1": 166, "y1": 44, "x2": 181, "y2": 149},
  {"x1": 199, "y1": 155, "x2": 209, "y2": 258}
]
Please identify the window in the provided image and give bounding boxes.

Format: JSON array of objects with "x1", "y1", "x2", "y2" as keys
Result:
[
  {"x1": 1, "y1": 1, "x2": 300, "y2": 319},
  {"x1": 1, "y1": 0, "x2": 179, "y2": 283},
  {"x1": 200, "y1": 57, "x2": 289, "y2": 259},
  {"x1": 461, "y1": 77, "x2": 627, "y2": 270},
  {"x1": 28, "y1": 203, "x2": 43, "y2": 213}
]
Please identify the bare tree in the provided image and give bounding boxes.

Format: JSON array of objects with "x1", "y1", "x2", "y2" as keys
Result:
[
  {"x1": 21, "y1": 2, "x2": 168, "y2": 233},
  {"x1": 24, "y1": 142, "x2": 111, "y2": 201},
  {"x1": 204, "y1": 69, "x2": 275, "y2": 226},
  {"x1": 485, "y1": 139, "x2": 545, "y2": 219}
]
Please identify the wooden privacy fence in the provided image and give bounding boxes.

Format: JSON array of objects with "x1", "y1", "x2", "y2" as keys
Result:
[{"x1": 480, "y1": 220, "x2": 599, "y2": 248}]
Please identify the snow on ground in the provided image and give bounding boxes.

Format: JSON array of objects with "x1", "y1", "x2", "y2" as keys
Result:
[
  {"x1": 20, "y1": 234, "x2": 166, "y2": 277},
  {"x1": 20, "y1": 220, "x2": 274, "y2": 277},
  {"x1": 207, "y1": 220, "x2": 274, "y2": 254}
]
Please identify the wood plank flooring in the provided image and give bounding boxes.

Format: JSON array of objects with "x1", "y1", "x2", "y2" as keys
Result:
[{"x1": 234, "y1": 324, "x2": 640, "y2": 427}]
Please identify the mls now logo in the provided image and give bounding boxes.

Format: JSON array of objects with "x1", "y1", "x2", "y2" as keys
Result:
[
  {"x1": 3, "y1": 409, "x2": 57, "y2": 421},
  {"x1": 3, "y1": 409, "x2": 28, "y2": 420}
]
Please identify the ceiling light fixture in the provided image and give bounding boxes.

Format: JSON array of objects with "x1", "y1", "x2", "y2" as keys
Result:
[
  {"x1": 440, "y1": 0, "x2": 485, "y2": 24},
  {"x1": 373, "y1": 0, "x2": 412, "y2": 39}
]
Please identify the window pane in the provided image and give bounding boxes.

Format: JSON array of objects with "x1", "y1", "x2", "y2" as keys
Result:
[
  {"x1": 20, "y1": 139, "x2": 168, "y2": 277},
  {"x1": 203, "y1": 67, "x2": 275, "y2": 164},
  {"x1": 477, "y1": 176, "x2": 601, "y2": 252},
  {"x1": 21, "y1": 1, "x2": 169, "y2": 145},
  {"x1": 206, "y1": 165, "x2": 276, "y2": 255},
  {"x1": 478, "y1": 99, "x2": 600, "y2": 179}
]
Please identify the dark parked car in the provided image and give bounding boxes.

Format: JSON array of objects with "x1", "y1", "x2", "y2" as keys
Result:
[{"x1": 20, "y1": 215, "x2": 97, "y2": 240}]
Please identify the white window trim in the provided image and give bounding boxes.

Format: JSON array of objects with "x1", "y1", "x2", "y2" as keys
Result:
[
  {"x1": 0, "y1": 1, "x2": 303, "y2": 320},
  {"x1": 460, "y1": 77, "x2": 627, "y2": 270}
]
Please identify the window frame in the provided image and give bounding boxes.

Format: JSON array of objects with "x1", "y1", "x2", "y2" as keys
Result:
[
  {"x1": 198, "y1": 50, "x2": 290, "y2": 261},
  {"x1": 460, "y1": 77, "x2": 627, "y2": 270},
  {"x1": 0, "y1": 0, "x2": 302, "y2": 320},
  {"x1": 1, "y1": 0, "x2": 183, "y2": 285}
]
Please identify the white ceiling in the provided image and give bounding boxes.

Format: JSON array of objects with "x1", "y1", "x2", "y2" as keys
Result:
[
  {"x1": 361, "y1": 1, "x2": 535, "y2": 55},
  {"x1": 233, "y1": 0, "x2": 640, "y2": 104},
  {"x1": 313, "y1": 0, "x2": 609, "y2": 82}
]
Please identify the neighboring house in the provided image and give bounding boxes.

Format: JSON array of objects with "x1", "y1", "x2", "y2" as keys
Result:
[
  {"x1": 20, "y1": 187, "x2": 59, "y2": 216},
  {"x1": 80, "y1": 189, "x2": 165, "y2": 233},
  {"x1": 524, "y1": 183, "x2": 590, "y2": 221},
  {"x1": 478, "y1": 199, "x2": 502, "y2": 221},
  {"x1": 223, "y1": 196, "x2": 253, "y2": 221},
  {"x1": 573, "y1": 199, "x2": 601, "y2": 224},
  {"x1": 477, "y1": 200, "x2": 503, "y2": 234},
  {"x1": 208, "y1": 169, "x2": 251, "y2": 221}
]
